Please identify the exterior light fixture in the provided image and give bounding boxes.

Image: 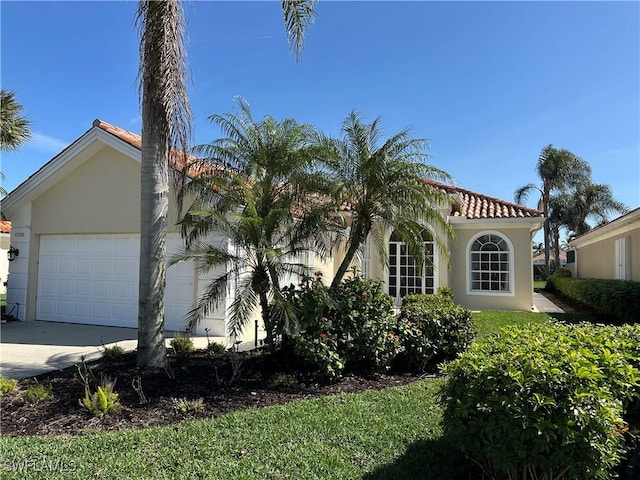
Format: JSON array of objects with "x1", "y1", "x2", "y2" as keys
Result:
[{"x1": 7, "y1": 246, "x2": 19, "y2": 262}]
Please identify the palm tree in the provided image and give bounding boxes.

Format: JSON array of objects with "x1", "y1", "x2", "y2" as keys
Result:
[
  {"x1": 173, "y1": 99, "x2": 336, "y2": 350},
  {"x1": 550, "y1": 183, "x2": 627, "y2": 248},
  {"x1": 322, "y1": 111, "x2": 454, "y2": 290},
  {"x1": 135, "y1": 0, "x2": 191, "y2": 368},
  {"x1": 0, "y1": 89, "x2": 31, "y2": 153},
  {"x1": 134, "y1": 0, "x2": 317, "y2": 367},
  {"x1": 515, "y1": 144, "x2": 591, "y2": 277},
  {"x1": 1, "y1": 89, "x2": 32, "y2": 197}
]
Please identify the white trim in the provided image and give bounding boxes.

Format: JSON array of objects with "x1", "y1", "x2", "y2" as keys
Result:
[
  {"x1": 570, "y1": 209, "x2": 640, "y2": 248},
  {"x1": 385, "y1": 228, "x2": 439, "y2": 304},
  {"x1": 466, "y1": 230, "x2": 515, "y2": 297},
  {"x1": 449, "y1": 216, "x2": 543, "y2": 232}
]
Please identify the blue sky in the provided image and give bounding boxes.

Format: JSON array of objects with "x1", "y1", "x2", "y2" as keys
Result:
[{"x1": 1, "y1": 1, "x2": 639, "y2": 233}]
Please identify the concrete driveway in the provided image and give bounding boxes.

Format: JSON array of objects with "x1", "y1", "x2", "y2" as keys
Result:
[{"x1": 0, "y1": 320, "x2": 232, "y2": 379}]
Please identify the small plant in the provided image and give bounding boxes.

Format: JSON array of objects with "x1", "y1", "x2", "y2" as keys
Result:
[
  {"x1": 131, "y1": 376, "x2": 148, "y2": 405},
  {"x1": 206, "y1": 341, "x2": 226, "y2": 355},
  {"x1": 170, "y1": 334, "x2": 195, "y2": 357},
  {"x1": 172, "y1": 397, "x2": 205, "y2": 414},
  {"x1": 269, "y1": 373, "x2": 299, "y2": 391},
  {"x1": 0, "y1": 375, "x2": 17, "y2": 396},
  {"x1": 80, "y1": 378, "x2": 121, "y2": 418},
  {"x1": 23, "y1": 383, "x2": 54, "y2": 404},
  {"x1": 102, "y1": 344, "x2": 125, "y2": 361}
]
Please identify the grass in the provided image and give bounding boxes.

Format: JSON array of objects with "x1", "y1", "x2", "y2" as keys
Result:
[
  {"x1": 0, "y1": 379, "x2": 469, "y2": 480},
  {"x1": 0, "y1": 309, "x2": 605, "y2": 479}
]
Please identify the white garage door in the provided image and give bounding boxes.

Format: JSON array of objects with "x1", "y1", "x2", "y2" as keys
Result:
[{"x1": 37, "y1": 234, "x2": 194, "y2": 331}]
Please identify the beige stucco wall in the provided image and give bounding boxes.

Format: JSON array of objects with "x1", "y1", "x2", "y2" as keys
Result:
[
  {"x1": 576, "y1": 228, "x2": 640, "y2": 280},
  {"x1": 31, "y1": 145, "x2": 183, "y2": 235},
  {"x1": 449, "y1": 225, "x2": 534, "y2": 311}
]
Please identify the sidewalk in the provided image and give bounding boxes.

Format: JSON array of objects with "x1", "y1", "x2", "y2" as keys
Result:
[
  {"x1": 0, "y1": 321, "x2": 240, "y2": 379},
  {"x1": 532, "y1": 292, "x2": 564, "y2": 314}
]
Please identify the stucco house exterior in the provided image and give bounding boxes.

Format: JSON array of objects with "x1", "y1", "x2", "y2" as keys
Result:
[
  {"x1": 0, "y1": 120, "x2": 543, "y2": 339},
  {"x1": 566, "y1": 207, "x2": 640, "y2": 281}
]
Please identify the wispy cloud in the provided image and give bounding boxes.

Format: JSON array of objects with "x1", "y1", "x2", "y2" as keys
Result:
[
  {"x1": 128, "y1": 115, "x2": 141, "y2": 127},
  {"x1": 29, "y1": 131, "x2": 68, "y2": 153}
]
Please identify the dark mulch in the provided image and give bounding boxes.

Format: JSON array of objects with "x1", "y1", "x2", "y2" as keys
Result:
[{"x1": 0, "y1": 348, "x2": 424, "y2": 437}]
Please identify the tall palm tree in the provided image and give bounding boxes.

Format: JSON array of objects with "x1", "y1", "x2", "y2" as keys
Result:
[
  {"x1": 323, "y1": 111, "x2": 454, "y2": 290},
  {"x1": 134, "y1": 0, "x2": 317, "y2": 367},
  {"x1": 0, "y1": 89, "x2": 31, "y2": 153},
  {"x1": 515, "y1": 144, "x2": 591, "y2": 277},
  {"x1": 136, "y1": 0, "x2": 191, "y2": 368},
  {"x1": 173, "y1": 99, "x2": 336, "y2": 350}
]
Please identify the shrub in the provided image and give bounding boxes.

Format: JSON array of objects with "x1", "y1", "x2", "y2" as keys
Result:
[
  {"x1": 547, "y1": 276, "x2": 640, "y2": 324},
  {"x1": 0, "y1": 375, "x2": 17, "y2": 396},
  {"x1": 23, "y1": 383, "x2": 54, "y2": 403},
  {"x1": 102, "y1": 344, "x2": 125, "y2": 361},
  {"x1": 80, "y1": 378, "x2": 121, "y2": 418},
  {"x1": 170, "y1": 335, "x2": 195, "y2": 357},
  {"x1": 399, "y1": 293, "x2": 475, "y2": 366},
  {"x1": 206, "y1": 341, "x2": 226, "y2": 355},
  {"x1": 285, "y1": 276, "x2": 399, "y2": 377},
  {"x1": 441, "y1": 322, "x2": 640, "y2": 480}
]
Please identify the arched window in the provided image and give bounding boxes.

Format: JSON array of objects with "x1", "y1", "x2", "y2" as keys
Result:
[
  {"x1": 468, "y1": 233, "x2": 512, "y2": 294},
  {"x1": 388, "y1": 230, "x2": 437, "y2": 302}
]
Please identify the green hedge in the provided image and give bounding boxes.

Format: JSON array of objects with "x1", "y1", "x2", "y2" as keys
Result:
[
  {"x1": 441, "y1": 322, "x2": 640, "y2": 480},
  {"x1": 547, "y1": 275, "x2": 640, "y2": 323}
]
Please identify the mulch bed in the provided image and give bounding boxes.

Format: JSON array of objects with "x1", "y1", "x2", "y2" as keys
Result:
[{"x1": 1, "y1": 348, "x2": 424, "y2": 437}]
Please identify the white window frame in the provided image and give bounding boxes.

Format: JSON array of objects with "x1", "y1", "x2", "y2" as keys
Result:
[
  {"x1": 386, "y1": 229, "x2": 439, "y2": 304},
  {"x1": 466, "y1": 231, "x2": 515, "y2": 297}
]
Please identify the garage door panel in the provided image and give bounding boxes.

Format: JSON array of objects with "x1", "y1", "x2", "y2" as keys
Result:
[{"x1": 37, "y1": 234, "x2": 196, "y2": 330}]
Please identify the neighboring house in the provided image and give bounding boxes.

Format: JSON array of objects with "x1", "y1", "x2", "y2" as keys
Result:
[
  {"x1": 532, "y1": 249, "x2": 567, "y2": 279},
  {"x1": 0, "y1": 220, "x2": 11, "y2": 294},
  {"x1": 0, "y1": 120, "x2": 543, "y2": 339},
  {"x1": 567, "y1": 207, "x2": 640, "y2": 281}
]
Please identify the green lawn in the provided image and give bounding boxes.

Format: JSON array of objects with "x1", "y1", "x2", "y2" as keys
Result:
[{"x1": 0, "y1": 310, "x2": 589, "y2": 479}]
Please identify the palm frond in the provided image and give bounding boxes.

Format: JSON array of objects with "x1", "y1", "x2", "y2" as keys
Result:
[
  {"x1": 281, "y1": 0, "x2": 316, "y2": 61},
  {"x1": 0, "y1": 89, "x2": 31, "y2": 152}
]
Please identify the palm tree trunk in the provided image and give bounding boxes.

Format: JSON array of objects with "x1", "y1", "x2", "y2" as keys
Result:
[
  {"x1": 331, "y1": 227, "x2": 366, "y2": 290},
  {"x1": 137, "y1": 98, "x2": 169, "y2": 368}
]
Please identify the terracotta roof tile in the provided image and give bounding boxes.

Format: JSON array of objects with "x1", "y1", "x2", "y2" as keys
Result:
[
  {"x1": 0, "y1": 220, "x2": 11, "y2": 233},
  {"x1": 426, "y1": 180, "x2": 541, "y2": 219},
  {"x1": 94, "y1": 120, "x2": 541, "y2": 220}
]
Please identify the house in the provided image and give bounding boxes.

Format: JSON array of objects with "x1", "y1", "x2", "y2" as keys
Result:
[
  {"x1": 567, "y1": 207, "x2": 640, "y2": 281},
  {"x1": 0, "y1": 220, "x2": 11, "y2": 294},
  {"x1": 0, "y1": 120, "x2": 543, "y2": 339}
]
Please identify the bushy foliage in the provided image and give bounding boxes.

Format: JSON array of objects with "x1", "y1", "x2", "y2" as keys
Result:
[
  {"x1": 441, "y1": 322, "x2": 640, "y2": 480},
  {"x1": 0, "y1": 375, "x2": 17, "y2": 396},
  {"x1": 547, "y1": 276, "x2": 640, "y2": 324},
  {"x1": 284, "y1": 276, "x2": 473, "y2": 378},
  {"x1": 399, "y1": 293, "x2": 474, "y2": 368},
  {"x1": 284, "y1": 275, "x2": 399, "y2": 378}
]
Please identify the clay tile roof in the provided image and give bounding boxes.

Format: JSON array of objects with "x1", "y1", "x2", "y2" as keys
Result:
[
  {"x1": 0, "y1": 220, "x2": 11, "y2": 233},
  {"x1": 425, "y1": 180, "x2": 542, "y2": 219},
  {"x1": 93, "y1": 120, "x2": 541, "y2": 220},
  {"x1": 93, "y1": 119, "x2": 216, "y2": 177}
]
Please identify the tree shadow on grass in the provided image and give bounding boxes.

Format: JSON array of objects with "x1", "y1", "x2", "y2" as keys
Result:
[{"x1": 362, "y1": 435, "x2": 480, "y2": 480}]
